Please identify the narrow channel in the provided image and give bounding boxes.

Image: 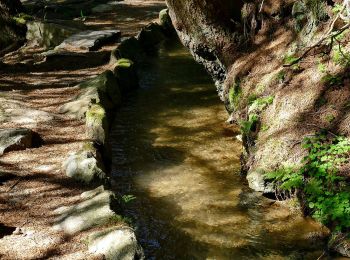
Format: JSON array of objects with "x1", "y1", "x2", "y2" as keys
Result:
[{"x1": 110, "y1": 39, "x2": 325, "y2": 259}]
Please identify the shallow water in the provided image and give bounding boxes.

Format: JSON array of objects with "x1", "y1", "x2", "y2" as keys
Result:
[{"x1": 110, "y1": 40, "x2": 325, "y2": 259}]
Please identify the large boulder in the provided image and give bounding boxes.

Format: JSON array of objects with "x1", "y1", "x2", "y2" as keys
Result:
[
  {"x1": 0, "y1": 128, "x2": 39, "y2": 156},
  {"x1": 26, "y1": 21, "x2": 81, "y2": 48},
  {"x1": 113, "y1": 58, "x2": 139, "y2": 93},
  {"x1": 88, "y1": 227, "x2": 144, "y2": 260}
]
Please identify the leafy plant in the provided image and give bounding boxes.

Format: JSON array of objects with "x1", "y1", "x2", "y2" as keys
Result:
[
  {"x1": 239, "y1": 113, "x2": 259, "y2": 135},
  {"x1": 249, "y1": 96, "x2": 274, "y2": 113},
  {"x1": 266, "y1": 132, "x2": 350, "y2": 231},
  {"x1": 122, "y1": 195, "x2": 136, "y2": 204},
  {"x1": 322, "y1": 73, "x2": 343, "y2": 86}
]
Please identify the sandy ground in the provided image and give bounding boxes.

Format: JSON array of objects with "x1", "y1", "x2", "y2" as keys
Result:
[{"x1": 0, "y1": 0, "x2": 165, "y2": 259}]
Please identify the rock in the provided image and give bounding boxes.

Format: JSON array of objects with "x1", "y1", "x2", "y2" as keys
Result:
[
  {"x1": 26, "y1": 20, "x2": 81, "y2": 48},
  {"x1": 53, "y1": 186, "x2": 116, "y2": 234},
  {"x1": 0, "y1": 128, "x2": 38, "y2": 156},
  {"x1": 91, "y1": 1, "x2": 121, "y2": 14},
  {"x1": 246, "y1": 169, "x2": 274, "y2": 193},
  {"x1": 55, "y1": 30, "x2": 121, "y2": 52},
  {"x1": 35, "y1": 50, "x2": 110, "y2": 70},
  {"x1": 88, "y1": 227, "x2": 143, "y2": 260},
  {"x1": 60, "y1": 70, "x2": 121, "y2": 119},
  {"x1": 110, "y1": 37, "x2": 143, "y2": 63},
  {"x1": 62, "y1": 142, "x2": 107, "y2": 184},
  {"x1": 86, "y1": 104, "x2": 109, "y2": 145},
  {"x1": 113, "y1": 58, "x2": 139, "y2": 93},
  {"x1": 136, "y1": 23, "x2": 165, "y2": 49},
  {"x1": 159, "y1": 9, "x2": 174, "y2": 35},
  {"x1": 331, "y1": 233, "x2": 350, "y2": 257}
]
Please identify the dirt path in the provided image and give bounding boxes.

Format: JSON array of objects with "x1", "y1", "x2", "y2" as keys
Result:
[{"x1": 0, "y1": 1, "x2": 165, "y2": 259}]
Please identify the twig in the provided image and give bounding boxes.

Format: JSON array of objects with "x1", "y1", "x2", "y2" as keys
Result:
[{"x1": 284, "y1": 2, "x2": 349, "y2": 67}]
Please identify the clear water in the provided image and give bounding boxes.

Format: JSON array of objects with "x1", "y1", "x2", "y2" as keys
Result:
[{"x1": 110, "y1": 40, "x2": 326, "y2": 259}]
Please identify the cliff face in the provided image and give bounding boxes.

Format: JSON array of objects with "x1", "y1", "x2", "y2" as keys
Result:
[
  {"x1": 166, "y1": 0, "x2": 348, "y2": 189},
  {"x1": 0, "y1": 0, "x2": 25, "y2": 55}
]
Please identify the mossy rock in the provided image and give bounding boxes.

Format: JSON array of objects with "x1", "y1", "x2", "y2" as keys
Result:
[
  {"x1": 86, "y1": 104, "x2": 109, "y2": 145},
  {"x1": 136, "y1": 23, "x2": 165, "y2": 50},
  {"x1": 113, "y1": 58, "x2": 139, "y2": 93},
  {"x1": 60, "y1": 70, "x2": 121, "y2": 119},
  {"x1": 110, "y1": 37, "x2": 143, "y2": 62},
  {"x1": 159, "y1": 9, "x2": 175, "y2": 35}
]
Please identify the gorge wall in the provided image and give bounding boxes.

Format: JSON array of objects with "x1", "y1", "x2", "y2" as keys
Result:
[{"x1": 166, "y1": 0, "x2": 350, "y2": 254}]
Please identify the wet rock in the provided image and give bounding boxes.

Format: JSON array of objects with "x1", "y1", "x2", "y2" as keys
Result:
[
  {"x1": 0, "y1": 128, "x2": 39, "y2": 156},
  {"x1": 26, "y1": 20, "x2": 81, "y2": 48},
  {"x1": 246, "y1": 169, "x2": 274, "y2": 193},
  {"x1": 88, "y1": 227, "x2": 144, "y2": 260},
  {"x1": 62, "y1": 142, "x2": 107, "y2": 184},
  {"x1": 53, "y1": 186, "x2": 115, "y2": 234},
  {"x1": 86, "y1": 104, "x2": 109, "y2": 145},
  {"x1": 113, "y1": 58, "x2": 139, "y2": 93},
  {"x1": 137, "y1": 23, "x2": 165, "y2": 49},
  {"x1": 55, "y1": 30, "x2": 121, "y2": 52},
  {"x1": 60, "y1": 70, "x2": 121, "y2": 119},
  {"x1": 110, "y1": 36, "x2": 143, "y2": 63}
]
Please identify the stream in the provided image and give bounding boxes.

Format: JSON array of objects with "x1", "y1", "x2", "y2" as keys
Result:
[{"x1": 110, "y1": 39, "x2": 326, "y2": 259}]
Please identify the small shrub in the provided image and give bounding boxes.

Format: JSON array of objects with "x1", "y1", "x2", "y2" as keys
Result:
[{"x1": 266, "y1": 132, "x2": 350, "y2": 231}]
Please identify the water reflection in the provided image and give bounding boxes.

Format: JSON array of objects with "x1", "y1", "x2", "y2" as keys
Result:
[{"x1": 110, "y1": 40, "x2": 326, "y2": 259}]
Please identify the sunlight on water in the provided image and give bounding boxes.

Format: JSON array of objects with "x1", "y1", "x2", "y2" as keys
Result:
[{"x1": 110, "y1": 40, "x2": 327, "y2": 259}]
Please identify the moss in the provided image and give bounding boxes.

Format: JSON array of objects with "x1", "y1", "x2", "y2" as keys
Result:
[
  {"x1": 86, "y1": 104, "x2": 106, "y2": 122},
  {"x1": 13, "y1": 13, "x2": 33, "y2": 25},
  {"x1": 115, "y1": 58, "x2": 133, "y2": 68},
  {"x1": 228, "y1": 81, "x2": 242, "y2": 111}
]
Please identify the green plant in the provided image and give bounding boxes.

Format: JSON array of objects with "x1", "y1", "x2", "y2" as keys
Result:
[
  {"x1": 276, "y1": 71, "x2": 286, "y2": 83},
  {"x1": 333, "y1": 45, "x2": 350, "y2": 67},
  {"x1": 325, "y1": 114, "x2": 336, "y2": 123},
  {"x1": 229, "y1": 81, "x2": 242, "y2": 111},
  {"x1": 122, "y1": 195, "x2": 136, "y2": 203},
  {"x1": 239, "y1": 113, "x2": 259, "y2": 135},
  {"x1": 266, "y1": 132, "x2": 350, "y2": 230},
  {"x1": 322, "y1": 73, "x2": 343, "y2": 86},
  {"x1": 249, "y1": 96, "x2": 274, "y2": 113},
  {"x1": 317, "y1": 62, "x2": 326, "y2": 73}
]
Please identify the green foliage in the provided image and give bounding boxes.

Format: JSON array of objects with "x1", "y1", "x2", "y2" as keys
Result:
[
  {"x1": 333, "y1": 45, "x2": 350, "y2": 67},
  {"x1": 284, "y1": 55, "x2": 299, "y2": 65},
  {"x1": 229, "y1": 81, "x2": 242, "y2": 111},
  {"x1": 332, "y1": 3, "x2": 344, "y2": 15},
  {"x1": 322, "y1": 73, "x2": 343, "y2": 86},
  {"x1": 325, "y1": 114, "x2": 335, "y2": 123},
  {"x1": 122, "y1": 195, "x2": 136, "y2": 204},
  {"x1": 239, "y1": 113, "x2": 258, "y2": 135},
  {"x1": 249, "y1": 96, "x2": 274, "y2": 113},
  {"x1": 317, "y1": 62, "x2": 326, "y2": 73},
  {"x1": 276, "y1": 71, "x2": 286, "y2": 83},
  {"x1": 266, "y1": 132, "x2": 350, "y2": 230}
]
